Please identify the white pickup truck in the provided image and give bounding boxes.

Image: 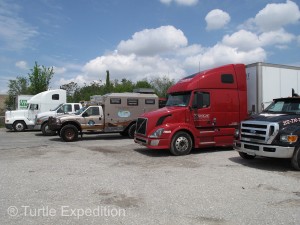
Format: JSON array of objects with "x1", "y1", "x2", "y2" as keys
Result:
[{"x1": 35, "y1": 103, "x2": 82, "y2": 135}]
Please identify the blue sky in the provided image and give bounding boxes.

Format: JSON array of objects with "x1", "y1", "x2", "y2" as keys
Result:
[{"x1": 0, "y1": 0, "x2": 300, "y2": 94}]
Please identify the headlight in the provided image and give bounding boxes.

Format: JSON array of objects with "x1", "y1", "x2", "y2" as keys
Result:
[
  {"x1": 280, "y1": 134, "x2": 298, "y2": 143},
  {"x1": 149, "y1": 128, "x2": 164, "y2": 138},
  {"x1": 234, "y1": 128, "x2": 240, "y2": 138}
]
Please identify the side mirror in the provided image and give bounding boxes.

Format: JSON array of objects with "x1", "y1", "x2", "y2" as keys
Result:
[
  {"x1": 82, "y1": 112, "x2": 88, "y2": 117},
  {"x1": 191, "y1": 104, "x2": 198, "y2": 109}
]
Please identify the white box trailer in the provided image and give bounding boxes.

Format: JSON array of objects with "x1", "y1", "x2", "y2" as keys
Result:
[
  {"x1": 15, "y1": 95, "x2": 33, "y2": 110},
  {"x1": 246, "y1": 62, "x2": 300, "y2": 114}
]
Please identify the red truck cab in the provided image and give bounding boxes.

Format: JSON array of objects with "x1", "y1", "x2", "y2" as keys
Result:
[{"x1": 134, "y1": 64, "x2": 248, "y2": 155}]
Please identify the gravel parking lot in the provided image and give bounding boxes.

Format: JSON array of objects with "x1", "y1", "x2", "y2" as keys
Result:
[{"x1": 0, "y1": 128, "x2": 299, "y2": 225}]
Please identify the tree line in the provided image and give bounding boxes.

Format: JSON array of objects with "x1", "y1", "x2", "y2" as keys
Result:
[{"x1": 5, "y1": 62, "x2": 175, "y2": 109}]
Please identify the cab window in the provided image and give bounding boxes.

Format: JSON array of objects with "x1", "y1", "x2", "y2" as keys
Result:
[{"x1": 192, "y1": 92, "x2": 210, "y2": 109}]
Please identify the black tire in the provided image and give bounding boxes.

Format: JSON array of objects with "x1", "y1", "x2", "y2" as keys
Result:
[
  {"x1": 291, "y1": 147, "x2": 300, "y2": 171},
  {"x1": 170, "y1": 131, "x2": 193, "y2": 156},
  {"x1": 128, "y1": 123, "x2": 136, "y2": 139},
  {"x1": 119, "y1": 131, "x2": 128, "y2": 137},
  {"x1": 41, "y1": 122, "x2": 56, "y2": 136},
  {"x1": 13, "y1": 121, "x2": 26, "y2": 132},
  {"x1": 60, "y1": 124, "x2": 78, "y2": 142},
  {"x1": 238, "y1": 152, "x2": 256, "y2": 160}
]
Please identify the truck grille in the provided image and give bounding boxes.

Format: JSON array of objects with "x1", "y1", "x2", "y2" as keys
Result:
[
  {"x1": 240, "y1": 121, "x2": 279, "y2": 144},
  {"x1": 136, "y1": 118, "x2": 147, "y2": 135}
]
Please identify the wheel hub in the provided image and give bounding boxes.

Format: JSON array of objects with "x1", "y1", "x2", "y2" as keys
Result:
[{"x1": 175, "y1": 137, "x2": 188, "y2": 152}]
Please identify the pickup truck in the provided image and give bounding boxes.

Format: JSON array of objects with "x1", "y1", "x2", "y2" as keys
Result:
[
  {"x1": 48, "y1": 105, "x2": 134, "y2": 141},
  {"x1": 35, "y1": 103, "x2": 82, "y2": 135},
  {"x1": 234, "y1": 91, "x2": 300, "y2": 170}
]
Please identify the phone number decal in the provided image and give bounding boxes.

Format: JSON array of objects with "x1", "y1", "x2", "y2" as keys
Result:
[{"x1": 282, "y1": 118, "x2": 300, "y2": 126}]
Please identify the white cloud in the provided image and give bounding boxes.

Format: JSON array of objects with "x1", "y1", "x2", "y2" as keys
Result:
[
  {"x1": 255, "y1": 0, "x2": 300, "y2": 31},
  {"x1": 117, "y1": 26, "x2": 188, "y2": 56},
  {"x1": 0, "y1": 1, "x2": 38, "y2": 50},
  {"x1": 184, "y1": 44, "x2": 266, "y2": 71},
  {"x1": 259, "y1": 28, "x2": 295, "y2": 46},
  {"x1": 82, "y1": 52, "x2": 185, "y2": 82},
  {"x1": 297, "y1": 35, "x2": 300, "y2": 46},
  {"x1": 53, "y1": 66, "x2": 67, "y2": 74},
  {"x1": 15, "y1": 60, "x2": 29, "y2": 70},
  {"x1": 58, "y1": 75, "x2": 91, "y2": 88},
  {"x1": 160, "y1": 0, "x2": 198, "y2": 6},
  {"x1": 176, "y1": 44, "x2": 204, "y2": 57},
  {"x1": 222, "y1": 30, "x2": 260, "y2": 51},
  {"x1": 205, "y1": 9, "x2": 231, "y2": 31}
]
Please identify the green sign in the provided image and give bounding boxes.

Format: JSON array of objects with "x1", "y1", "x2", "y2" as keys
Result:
[{"x1": 19, "y1": 99, "x2": 28, "y2": 109}]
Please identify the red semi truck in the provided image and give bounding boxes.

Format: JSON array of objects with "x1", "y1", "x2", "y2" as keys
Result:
[{"x1": 134, "y1": 63, "x2": 248, "y2": 155}]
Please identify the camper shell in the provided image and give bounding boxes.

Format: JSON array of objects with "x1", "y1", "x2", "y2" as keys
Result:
[{"x1": 48, "y1": 92, "x2": 159, "y2": 141}]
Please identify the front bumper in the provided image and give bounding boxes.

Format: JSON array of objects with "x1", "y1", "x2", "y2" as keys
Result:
[
  {"x1": 5, "y1": 124, "x2": 13, "y2": 130},
  {"x1": 134, "y1": 135, "x2": 169, "y2": 150},
  {"x1": 34, "y1": 125, "x2": 41, "y2": 130},
  {"x1": 234, "y1": 141, "x2": 295, "y2": 158}
]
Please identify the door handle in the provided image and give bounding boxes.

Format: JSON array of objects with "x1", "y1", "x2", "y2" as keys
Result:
[{"x1": 212, "y1": 118, "x2": 217, "y2": 126}]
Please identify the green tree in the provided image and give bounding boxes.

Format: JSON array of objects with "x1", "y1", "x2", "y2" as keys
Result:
[
  {"x1": 104, "y1": 70, "x2": 113, "y2": 94},
  {"x1": 5, "y1": 62, "x2": 54, "y2": 109},
  {"x1": 60, "y1": 82, "x2": 80, "y2": 102},
  {"x1": 28, "y1": 61, "x2": 54, "y2": 94},
  {"x1": 150, "y1": 75, "x2": 175, "y2": 97},
  {"x1": 5, "y1": 76, "x2": 30, "y2": 109},
  {"x1": 113, "y1": 78, "x2": 134, "y2": 93},
  {"x1": 134, "y1": 79, "x2": 152, "y2": 89}
]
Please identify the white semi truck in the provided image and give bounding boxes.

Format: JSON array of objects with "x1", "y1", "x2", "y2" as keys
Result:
[{"x1": 5, "y1": 89, "x2": 66, "y2": 132}]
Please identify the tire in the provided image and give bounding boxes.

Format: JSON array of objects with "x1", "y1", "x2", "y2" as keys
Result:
[
  {"x1": 291, "y1": 147, "x2": 300, "y2": 171},
  {"x1": 60, "y1": 124, "x2": 78, "y2": 142},
  {"x1": 170, "y1": 131, "x2": 193, "y2": 156},
  {"x1": 13, "y1": 121, "x2": 26, "y2": 132},
  {"x1": 238, "y1": 152, "x2": 256, "y2": 160},
  {"x1": 119, "y1": 131, "x2": 128, "y2": 137},
  {"x1": 128, "y1": 123, "x2": 136, "y2": 139},
  {"x1": 41, "y1": 122, "x2": 56, "y2": 136}
]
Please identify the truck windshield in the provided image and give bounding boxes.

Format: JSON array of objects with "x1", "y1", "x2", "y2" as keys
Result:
[
  {"x1": 166, "y1": 92, "x2": 191, "y2": 107},
  {"x1": 52, "y1": 103, "x2": 64, "y2": 111},
  {"x1": 75, "y1": 107, "x2": 87, "y2": 115},
  {"x1": 264, "y1": 100, "x2": 300, "y2": 114}
]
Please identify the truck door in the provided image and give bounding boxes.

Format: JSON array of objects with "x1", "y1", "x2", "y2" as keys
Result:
[
  {"x1": 192, "y1": 91, "x2": 238, "y2": 147},
  {"x1": 82, "y1": 106, "x2": 104, "y2": 131},
  {"x1": 28, "y1": 103, "x2": 40, "y2": 121}
]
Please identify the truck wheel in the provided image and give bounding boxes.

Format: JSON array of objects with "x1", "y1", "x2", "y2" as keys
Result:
[
  {"x1": 41, "y1": 122, "x2": 56, "y2": 136},
  {"x1": 60, "y1": 124, "x2": 78, "y2": 142},
  {"x1": 291, "y1": 147, "x2": 300, "y2": 171},
  {"x1": 170, "y1": 131, "x2": 192, "y2": 156},
  {"x1": 238, "y1": 152, "x2": 256, "y2": 160},
  {"x1": 128, "y1": 123, "x2": 136, "y2": 139},
  {"x1": 13, "y1": 121, "x2": 26, "y2": 132}
]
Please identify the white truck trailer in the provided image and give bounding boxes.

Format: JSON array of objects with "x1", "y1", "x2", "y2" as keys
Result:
[
  {"x1": 5, "y1": 89, "x2": 67, "y2": 131},
  {"x1": 15, "y1": 95, "x2": 33, "y2": 110},
  {"x1": 246, "y1": 62, "x2": 300, "y2": 114}
]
